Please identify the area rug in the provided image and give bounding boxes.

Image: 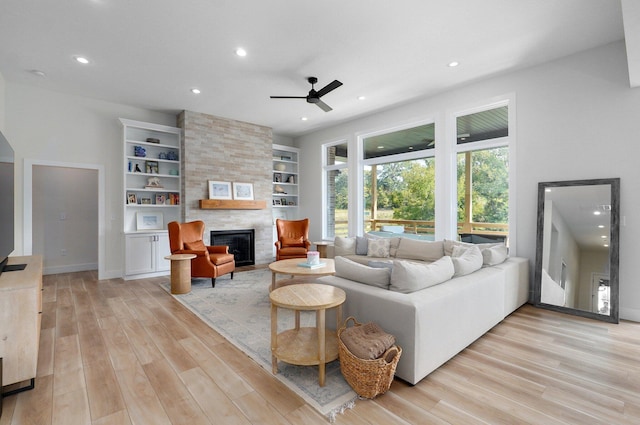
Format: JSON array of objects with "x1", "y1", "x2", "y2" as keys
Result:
[{"x1": 160, "y1": 269, "x2": 357, "y2": 422}]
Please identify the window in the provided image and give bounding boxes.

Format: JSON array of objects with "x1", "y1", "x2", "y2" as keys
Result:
[
  {"x1": 362, "y1": 122, "x2": 436, "y2": 237},
  {"x1": 323, "y1": 141, "x2": 348, "y2": 238},
  {"x1": 456, "y1": 105, "x2": 510, "y2": 243}
]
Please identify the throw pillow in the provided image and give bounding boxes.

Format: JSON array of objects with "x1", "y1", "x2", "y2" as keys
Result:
[
  {"x1": 282, "y1": 236, "x2": 305, "y2": 247},
  {"x1": 367, "y1": 238, "x2": 391, "y2": 258},
  {"x1": 395, "y1": 238, "x2": 444, "y2": 262},
  {"x1": 356, "y1": 236, "x2": 369, "y2": 255},
  {"x1": 389, "y1": 256, "x2": 454, "y2": 293},
  {"x1": 184, "y1": 240, "x2": 207, "y2": 252},
  {"x1": 443, "y1": 239, "x2": 507, "y2": 266},
  {"x1": 368, "y1": 260, "x2": 393, "y2": 271},
  {"x1": 450, "y1": 245, "x2": 483, "y2": 277},
  {"x1": 482, "y1": 244, "x2": 509, "y2": 266},
  {"x1": 334, "y1": 236, "x2": 356, "y2": 256},
  {"x1": 340, "y1": 321, "x2": 396, "y2": 360},
  {"x1": 334, "y1": 256, "x2": 391, "y2": 289}
]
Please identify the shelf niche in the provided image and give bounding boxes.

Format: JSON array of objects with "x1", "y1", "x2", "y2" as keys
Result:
[{"x1": 199, "y1": 199, "x2": 267, "y2": 210}]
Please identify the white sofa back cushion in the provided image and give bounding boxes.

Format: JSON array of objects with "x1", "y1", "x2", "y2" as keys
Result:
[
  {"x1": 395, "y1": 238, "x2": 444, "y2": 262},
  {"x1": 389, "y1": 256, "x2": 454, "y2": 293},
  {"x1": 451, "y1": 245, "x2": 483, "y2": 276},
  {"x1": 334, "y1": 256, "x2": 391, "y2": 289}
]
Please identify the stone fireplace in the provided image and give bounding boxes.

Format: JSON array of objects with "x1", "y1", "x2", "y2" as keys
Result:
[{"x1": 178, "y1": 110, "x2": 274, "y2": 264}]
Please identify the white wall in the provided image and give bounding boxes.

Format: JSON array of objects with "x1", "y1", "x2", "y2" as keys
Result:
[
  {"x1": 0, "y1": 72, "x2": 5, "y2": 131},
  {"x1": 6, "y1": 83, "x2": 177, "y2": 278},
  {"x1": 294, "y1": 41, "x2": 640, "y2": 321}
]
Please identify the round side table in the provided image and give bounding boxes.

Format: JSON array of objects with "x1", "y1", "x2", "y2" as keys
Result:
[{"x1": 165, "y1": 254, "x2": 196, "y2": 294}]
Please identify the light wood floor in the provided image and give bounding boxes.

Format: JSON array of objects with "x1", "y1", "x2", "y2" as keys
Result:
[{"x1": 2, "y1": 269, "x2": 640, "y2": 425}]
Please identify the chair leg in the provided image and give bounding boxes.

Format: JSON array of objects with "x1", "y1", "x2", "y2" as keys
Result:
[
  {"x1": 211, "y1": 278, "x2": 216, "y2": 288},
  {"x1": 230, "y1": 272, "x2": 234, "y2": 280}
]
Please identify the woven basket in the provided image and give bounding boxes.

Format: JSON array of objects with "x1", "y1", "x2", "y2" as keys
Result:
[{"x1": 338, "y1": 317, "x2": 402, "y2": 399}]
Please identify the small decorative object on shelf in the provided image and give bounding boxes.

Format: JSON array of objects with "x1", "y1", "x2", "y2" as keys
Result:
[
  {"x1": 274, "y1": 185, "x2": 285, "y2": 193},
  {"x1": 155, "y1": 194, "x2": 166, "y2": 205},
  {"x1": 141, "y1": 198, "x2": 152, "y2": 204},
  {"x1": 145, "y1": 177, "x2": 163, "y2": 188},
  {"x1": 169, "y1": 169, "x2": 178, "y2": 175},
  {"x1": 146, "y1": 137, "x2": 160, "y2": 144},
  {"x1": 167, "y1": 150, "x2": 178, "y2": 161},
  {"x1": 273, "y1": 173, "x2": 282, "y2": 182},
  {"x1": 275, "y1": 163, "x2": 286, "y2": 171},
  {"x1": 287, "y1": 175, "x2": 295, "y2": 184},
  {"x1": 158, "y1": 152, "x2": 167, "y2": 159},
  {"x1": 134, "y1": 145, "x2": 146, "y2": 157},
  {"x1": 169, "y1": 193, "x2": 180, "y2": 205},
  {"x1": 127, "y1": 193, "x2": 137, "y2": 204},
  {"x1": 134, "y1": 164, "x2": 142, "y2": 173}
]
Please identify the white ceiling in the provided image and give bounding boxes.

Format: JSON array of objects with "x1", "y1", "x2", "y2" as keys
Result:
[{"x1": 0, "y1": 0, "x2": 629, "y2": 137}]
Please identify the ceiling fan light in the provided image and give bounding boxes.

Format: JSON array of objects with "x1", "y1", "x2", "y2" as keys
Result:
[{"x1": 235, "y1": 48, "x2": 247, "y2": 57}]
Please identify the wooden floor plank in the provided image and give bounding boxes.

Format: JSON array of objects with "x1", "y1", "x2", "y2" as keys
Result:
[{"x1": 3, "y1": 270, "x2": 640, "y2": 425}]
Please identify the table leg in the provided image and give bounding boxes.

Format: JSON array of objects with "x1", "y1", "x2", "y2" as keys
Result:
[
  {"x1": 336, "y1": 304, "x2": 343, "y2": 331},
  {"x1": 271, "y1": 271, "x2": 276, "y2": 292},
  {"x1": 317, "y1": 308, "x2": 326, "y2": 387},
  {"x1": 271, "y1": 303, "x2": 278, "y2": 374}
]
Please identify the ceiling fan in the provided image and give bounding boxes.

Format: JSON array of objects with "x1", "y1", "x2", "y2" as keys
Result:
[{"x1": 270, "y1": 77, "x2": 343, "y2": 112}]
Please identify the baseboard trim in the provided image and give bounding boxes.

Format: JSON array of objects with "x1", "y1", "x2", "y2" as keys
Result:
[
  {"x1": 620, "y1": 306, "x2": 640, "y2": 323},
  {"x1": 43, "y1": 263, "x2": 98, "y2": 275}
]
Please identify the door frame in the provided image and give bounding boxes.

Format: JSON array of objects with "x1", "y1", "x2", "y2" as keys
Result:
[{"x1": 23, "y1": 159, "x2": 105, "y2": 279}]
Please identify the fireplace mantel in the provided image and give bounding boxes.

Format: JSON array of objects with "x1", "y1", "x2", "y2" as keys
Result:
[{"x1": 199, "y1": 199, "x2": 267, "y2": 210}]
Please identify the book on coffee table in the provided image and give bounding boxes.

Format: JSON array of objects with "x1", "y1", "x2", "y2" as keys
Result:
[{"x1": 297, "y1": 261, "x2": 326, "y2": 269}]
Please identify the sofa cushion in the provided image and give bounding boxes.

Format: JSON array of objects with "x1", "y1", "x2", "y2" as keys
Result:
[
  {"x1": 367, "y1": 238, "x2": 391, "y2": 258},
  {"x1": 482, "y1": 244, "x2": 509, "y2": 266},
  {"x1": 451, "y1": 245, "x2": 483, "y2": 277},
  {"x1": 334, "y1": 256, "x2": 391, "y2": 289},
  {"x1": 356, "y1": 236, "x2": 369, "y2": 255},
  {"x1": 184, "y1": 240, "x2": 207, "y2": 252},
  {"x1": 389, "y1": 256, "x2": 454, "y2": 293},
  {"x1": 334, "y1": 236, "x2": 356, "y2": 256},
  {"x1": 395, "y1": 238, "x2": 444, "y2": 262},
  {"x1": 444, "y1": 239, "x2": 508, "y2": 266}
]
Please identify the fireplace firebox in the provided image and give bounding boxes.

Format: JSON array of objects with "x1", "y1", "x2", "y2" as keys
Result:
[{"x1": 210, "y1": 229, "x2": 255, "y2": 267}]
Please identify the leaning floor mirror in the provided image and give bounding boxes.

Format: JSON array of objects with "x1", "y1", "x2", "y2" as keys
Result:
[{"x1": 533, "y1": 178, "x2": 620, "y2": 323}]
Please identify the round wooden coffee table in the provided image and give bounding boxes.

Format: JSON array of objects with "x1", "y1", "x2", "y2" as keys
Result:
[
  {"x1": 268, "y1": 258, "x2": 335, "y2": 291},
  {"x1": 270, "y1": 283, "x2": 346, "y2": 387}
]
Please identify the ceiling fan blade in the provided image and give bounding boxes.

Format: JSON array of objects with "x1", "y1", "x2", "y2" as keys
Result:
[
  {"x1": 315, "y1": 99, "x2": 333, "y2": 112},
  {"x1": 270, "y1": 96, "x2": 307, "y2": 99},
  {"x1": 315, "y1": 80, "x2": 343, "y2": 98}
]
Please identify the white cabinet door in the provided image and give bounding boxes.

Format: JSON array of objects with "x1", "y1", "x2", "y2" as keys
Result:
[
  {"x1": 125, "y1": 234, "x2": 154, "y2": 275},
  {"x1": 156, "y1": 233, "x2": 172, "y2": 272}
]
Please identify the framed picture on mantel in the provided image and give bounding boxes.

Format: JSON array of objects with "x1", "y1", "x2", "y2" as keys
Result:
[
  {"x1": 208, "y1": 181, "x2": 232, "y2": 200},
  {"x1": 233, "y1": 182, "x2": 254, "y2": 200}
]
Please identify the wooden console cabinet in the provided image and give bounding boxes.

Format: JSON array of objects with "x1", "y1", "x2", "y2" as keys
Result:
[{"x1": 0, "y1": 255, "x2": 43, "y2": 395}]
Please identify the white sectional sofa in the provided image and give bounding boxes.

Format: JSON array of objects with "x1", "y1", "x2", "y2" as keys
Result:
[{"x1": 318, "y1": 235, "x2": 529, "y2": 385}]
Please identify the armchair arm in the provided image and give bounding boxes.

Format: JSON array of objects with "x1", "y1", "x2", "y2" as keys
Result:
[
  {"x1": 179, "y1": 249, "x2": 208, "y2": 258},
  {"x1": 207, "y1": 245, "x2": 229, "y2": 254},
  {"x1": 303, "y1": 240, "x2": 312, "y2": 250},
  {"x1": 275, "y1": 240, "x2": 282, "y2": 249}
]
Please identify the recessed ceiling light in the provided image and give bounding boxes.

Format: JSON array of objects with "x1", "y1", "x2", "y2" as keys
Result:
[
  {"x1": 74, "y1": 56, "x2": 90, "y2": 64},
  {"x1": 301, "y1": 117, "x2": 308, "y2": 121},
  {"x1": 191, "y1": 88, "x2": 201, "y2": 94},
  {"x1": 357, "y1": 96, "x2": 366, "y2": 101},
  {"x1": 235, "y1": 48, "x2": 247, "y2": 57},
  {"x1": 598, "y1": 225, "x2": 605, "y2": 228},
  {"x1": 601, "y1": 235, "x2": 607, "y2": 239},
  {"x1": 377, "y1": 145, "x2": 384, "y2": 149},
  {"x1": 594, "y1": 211, "x2": 601, "y2": 215},
  {"x1": 604, "y1": 244, "x2": 609, "y2": 247},
  {"x1": 448, "y1": 61, "x2": 459, "y2": 67},
  {"x1": 30, "y1": 69, "x2": 46, "y2": 78},
  {"x1": 545, "y1": 188, "x2": 552, "y2": 192}
]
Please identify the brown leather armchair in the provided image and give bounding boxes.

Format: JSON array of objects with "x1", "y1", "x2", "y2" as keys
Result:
[
  {"x1": 274, "y1": 218, "x2": 311, "y2": 261},
  {"x1": 168, "y1": 220, "x2": 235, "y2": 287}
]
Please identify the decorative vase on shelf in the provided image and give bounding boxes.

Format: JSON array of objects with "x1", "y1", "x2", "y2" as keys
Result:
[{"x1": 275, "y1": 163, "x2": 286, "y2": 171}]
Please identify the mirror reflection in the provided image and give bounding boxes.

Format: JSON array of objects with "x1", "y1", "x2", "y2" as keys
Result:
[{"x1": 534, "y1": 178, "x2": 619, "y2": 323}]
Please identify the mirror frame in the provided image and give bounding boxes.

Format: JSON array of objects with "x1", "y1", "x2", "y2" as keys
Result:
[{"x1": 533, "y1": 178, "x2": 620, "y2": 323}]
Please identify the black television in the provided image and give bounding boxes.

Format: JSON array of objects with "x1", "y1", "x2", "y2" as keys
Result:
[{"x1": 0, "y1": 129, "x2": 15, "y2": 275}]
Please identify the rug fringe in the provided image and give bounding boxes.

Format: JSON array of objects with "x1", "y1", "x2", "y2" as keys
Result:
[{"x1": 327, "y1": 395, "x2": 359, "y2": 423}]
